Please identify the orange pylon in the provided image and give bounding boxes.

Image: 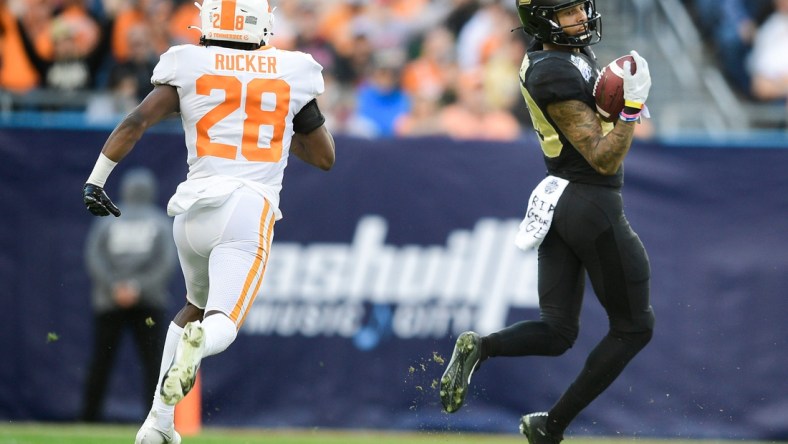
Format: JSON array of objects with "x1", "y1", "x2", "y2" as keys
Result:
[{"x1": 174, "y1": 371, "x2": 202, "y2": 436}]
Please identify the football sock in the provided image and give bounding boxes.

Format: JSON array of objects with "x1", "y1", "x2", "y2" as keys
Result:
[
  {"x1": 202, "y1": 314, "x2": 237, "y2": 358},
  {"x1": 484, "y1": 320, "x2": 573, "y2": 357},
  {"x1": 547, "y1": 329, "x2": 652, "y2": 436},
  {"x1": 480, "y1": 337, "x2": 490, "y2": 361},
  {"x1": 152, "y1": 322, "x2": 182, "y2": 430}
]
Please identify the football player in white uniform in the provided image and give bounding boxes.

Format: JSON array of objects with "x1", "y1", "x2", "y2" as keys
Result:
[{"x1": 82, "y1": 0, "x2": 335, "y2": 442}]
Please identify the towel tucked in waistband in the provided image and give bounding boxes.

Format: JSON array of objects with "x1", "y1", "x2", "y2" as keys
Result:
[{"x1": 515, "y1": 175, "x2": 569, "y2": 251}]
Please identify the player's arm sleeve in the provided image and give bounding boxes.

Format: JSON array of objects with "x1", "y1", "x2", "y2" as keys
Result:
[
  {"x1": 302, "y1": 52, "x2": 325, "y2": 99},
  {"x1": 292, "y1": 53, "x2": 327, "y2": 134},
  {"x1": 151, "y1": 46, "x2": 183, "y2": 87},
  {"x1": 527, "y1": 60, "x2": 588, "y2": 107}
]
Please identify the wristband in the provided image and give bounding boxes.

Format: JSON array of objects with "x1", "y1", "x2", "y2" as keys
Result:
[
  {"x1": 624, "y1": 99, "x2": 644, "y2": 110},
  {"x1": 619, "y1": 109, "x2": 641, "y2": 123},
  {"x1": 87, "y1": 153, "x2": 118, "y2": 187}
]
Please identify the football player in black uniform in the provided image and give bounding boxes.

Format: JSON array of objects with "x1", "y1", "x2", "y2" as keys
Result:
[{"x1": 439, "y1": 1, "x2": 654, "y2": 443}]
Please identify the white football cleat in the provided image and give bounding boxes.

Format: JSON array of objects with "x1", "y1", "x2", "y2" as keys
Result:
[
  {"x1": 160, "y1": 320, "x2": 205, "y2": 406},
  {"x1": 135, "y1": 411, "x2": 181, "y2": 444}
]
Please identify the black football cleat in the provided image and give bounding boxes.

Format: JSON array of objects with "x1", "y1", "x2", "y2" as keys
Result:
[
  {"x1": 520, "y1": 412, "x2": 563, "y2": 444},
  {"x1": 439, "y1": 331, "x2": 482, "y2": 413}
]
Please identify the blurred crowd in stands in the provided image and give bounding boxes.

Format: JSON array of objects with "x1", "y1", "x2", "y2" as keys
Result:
[
  {"x1": 0, "y1": 0, "x2": 533, "y2": 139},
  {"x1": 1, "y1": 0, "x2": 785, "y2": 137},
  {"x1": 686, "y1": 0, "x2": 788, "y2": 105}
]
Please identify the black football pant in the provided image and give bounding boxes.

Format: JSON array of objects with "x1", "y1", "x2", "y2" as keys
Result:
[
  {"x1": 484, "y1": 183, "x2": 655, "y2": 435},
  {"x1": 81, "y1": 305, "x2": 165, "y2": 422}
]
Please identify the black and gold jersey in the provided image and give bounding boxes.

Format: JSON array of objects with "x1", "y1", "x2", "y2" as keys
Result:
[{"x1": 519, "y1": 42, "x2": 621, "y2": 188}]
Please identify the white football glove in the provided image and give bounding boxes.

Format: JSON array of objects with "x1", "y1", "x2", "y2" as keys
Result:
[{"x1": 622, "y1": 50, "x2": 651, "y2": 108}]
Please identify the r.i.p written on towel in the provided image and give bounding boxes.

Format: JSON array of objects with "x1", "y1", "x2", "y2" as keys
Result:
[{"x1": 515, "y1": 175, "x2": 569, "y2": 251}]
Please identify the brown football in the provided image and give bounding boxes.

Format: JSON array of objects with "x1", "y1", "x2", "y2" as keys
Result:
[{"x1": 593, "y1": 55, "x2": 636, "y2": 122}]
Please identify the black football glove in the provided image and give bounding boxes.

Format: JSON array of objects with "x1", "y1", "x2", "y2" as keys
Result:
[{"x1": 83, "y1": 183, "x2": 121, "y2": 217}]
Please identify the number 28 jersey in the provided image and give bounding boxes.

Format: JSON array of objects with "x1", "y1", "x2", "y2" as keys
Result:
[{"x1": 152, "y1": 44, "x2": 325, "y2": 219}]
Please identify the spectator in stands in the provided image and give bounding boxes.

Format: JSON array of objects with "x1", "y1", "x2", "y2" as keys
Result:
[
  {"x1": 85, "y1": 69, "x2": 138, "y2": 122},
  {"x1": 3, "y1": 0, "x2": 610, "y2": 138},
  {"x1": 747, "y1": 0, "x2": 788, "y2": 104},
  {"x1": 106, "y1": 22, "x2": 156, "y2": 101},
  {"x1": 401, "y1": 26, "x2": 458, "y2": 102},
  {"x1": 712, "y1": 0, "x2": 770, "y2": 94},
  {"x1": 686, "y1": 0, "x2": 723, "y2": 35},
  {"x1": 17, "y1": 2, "x2": 111, "y2": 94},
  {"x1": 443, "y1": 0, "x2": 481, "y2": 38},
  {"x1": 455, "y1": 0, "x2": 510, "y2": 71},
  {"x1": 85, "y1": 14, "x2": 158, "y2": 121},
  {"x1": 349, "y1": 0, "x2": 416, "y2": 55},
  {"x1": 292, "y1": 4, "x2": 351, "y2": 132},
  {"x1": 81, "y1": 167, "x2": 177, "y2": 422},
  {"x1": 394, "y1": 90, "x2": 448, "y2": 137},
  {"x1": 346, "y1": 49, "x2": 410, "y2": 138},
  {"x1": 332, "y1": 22, "x2": 375, "y2": 86},
  {"x1": 439, "y1": 69, "x2": 520, "y2": 141},
  {"x1": 317, "y1": 0, "x2": 369, "y2": 63},
  {"x1": 19, "y1": 0, "x2": 54, "y2": 58},
  {"x1": 54, "y1": 0, "x2": 102, "y2": 49},
  {"x1": 686, "y1": 0, "x2": 772, "y2": 96},
  {"x1": 386, "y1": 0, "x2": 431, "y2": 22},
  {"x1": 293, "y1": 1, "x2": 338, "y2": 75},
  {"x1": 0, "y1": 0, "x2": 40, "y2": 91},
  {"x1": 477, "y1": 9, "x2": 530, "y2": 124},
  {"x1": 266, "y1": 0, "x2": 298, "y2": 49},
  {"x1": 315, "y1": 72, "x2": 354, "y2": 134},
  {"x1": 167, "y1": 0, "x2": 200, "y2": 46},
  {"x1": 111, "y1": 0, "x2": 174, "y2": 63}
]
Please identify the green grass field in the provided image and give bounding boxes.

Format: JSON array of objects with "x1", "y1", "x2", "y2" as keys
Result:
[{"x1": 0, "y1": 423, "x2": 785, "y2": 444}]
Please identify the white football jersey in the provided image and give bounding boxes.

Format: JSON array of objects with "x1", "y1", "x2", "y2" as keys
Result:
[{"x1": 152, "y1": 44, "x2": 325, "y2": 219}]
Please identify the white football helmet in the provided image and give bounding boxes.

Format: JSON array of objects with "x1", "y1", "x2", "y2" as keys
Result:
[{"x1": 192, "y1": 0, "x2": 274, "y2": 46}]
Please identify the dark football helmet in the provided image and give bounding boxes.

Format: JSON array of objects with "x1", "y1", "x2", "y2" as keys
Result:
[{"x1": 515, "y1": 0, "x2": 601, "y2": 47}]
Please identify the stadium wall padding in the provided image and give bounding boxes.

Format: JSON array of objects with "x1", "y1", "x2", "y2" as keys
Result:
[{"x1": 1, "y1": 128, "x2": 787, "y2": 440}]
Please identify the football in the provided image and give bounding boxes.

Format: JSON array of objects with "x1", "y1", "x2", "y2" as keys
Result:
[{"x1": 593, "y1": 55, "x2": 636, "y2": 122}]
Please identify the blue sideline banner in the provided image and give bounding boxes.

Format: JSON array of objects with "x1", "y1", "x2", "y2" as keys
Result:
[{"x1": 0, "y1": 128, "x2": 787, "y2": 440}]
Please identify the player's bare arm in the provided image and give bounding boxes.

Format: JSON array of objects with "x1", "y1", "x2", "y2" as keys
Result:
[
  {"x1": 101, "y1": 85, "x2": 180, "y2": 162},
  {"x1": 291, "y1": 125, "x2": 335, "y2": 171},
  {"x1": 84, "y1": 85, "x2": 180, "y2": 217},
  {"x1": 290, "y1": 99, "x2": 335, "y2": 170},
  {"x1": 547, "y1": 99, "x2": 636, "y2": 176}
]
